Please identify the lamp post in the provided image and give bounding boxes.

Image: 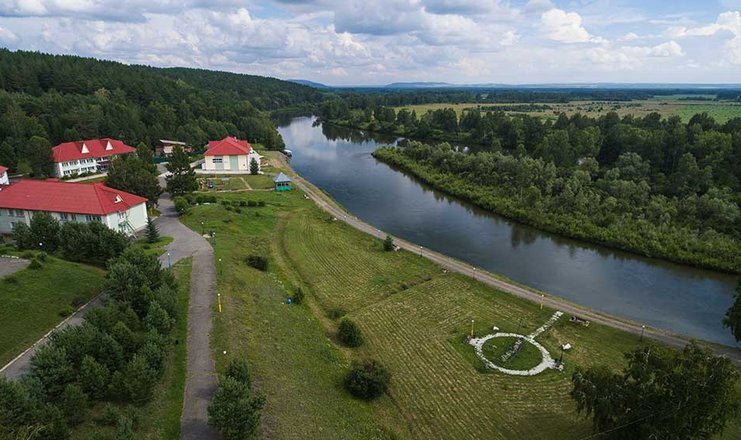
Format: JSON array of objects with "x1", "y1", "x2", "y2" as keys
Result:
[
  {"x1": 558, "y1": 345, "x2": 565, "y2": 365},
  {"x1": 640, "y1": 325, "x2": 645, "y2": 342},
  {"x1": 470, "y1": 319, "x2": 475, "y2": 338},
  {"x1": 218, "y1": 258, "x2": 222, "y2": 276},
  {"x1": 201, "y1": 221, "x2": 204, "y2": 235},
  {"x1": 472, "y1": 267, "x2": 476, "y2": 280},
  {"x1": 167, "y1": 252, "x2": 171, "y2": 269},
  {"x1": 419, "y1": 246, "x2": 423, "y2": 256},
  {"x1": 222, "y1": 350, "x2": 227, "y2": 369}
]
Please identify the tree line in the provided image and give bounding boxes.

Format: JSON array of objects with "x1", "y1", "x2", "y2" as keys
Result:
[
  {"x1": 0, "y1": 49, "x2": 325, "y2": 176},
  {"x1": 348, "y1": 108, "x2": 741, "y2": 273}
]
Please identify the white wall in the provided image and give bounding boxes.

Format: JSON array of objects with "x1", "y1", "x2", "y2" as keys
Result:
[
  {"x1": 0, "y1": 171, "x2": 8, "y2": 185},
  {"x1": 0, "y1": 203, "x2": 148, "y2": 236},
  {"x1": 202, "y1": 152, "x2": 261, "y2": 172}
]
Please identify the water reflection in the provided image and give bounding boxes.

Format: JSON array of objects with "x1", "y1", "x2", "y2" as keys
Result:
[{"x1": 279, "y1": 116, "x2": 738, "y2": 347}]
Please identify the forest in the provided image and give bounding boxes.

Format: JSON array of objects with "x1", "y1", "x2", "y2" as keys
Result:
[
  {"x1": 321, "y1": 103, "x2": 741, "y2": 273},
  {"x1": 0, "y1": 49, "x2": 324, "y2": 175}
]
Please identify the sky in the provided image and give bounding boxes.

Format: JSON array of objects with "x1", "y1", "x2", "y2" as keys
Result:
[{"x1": 0, "y1": 0, "x2": 740, "y2": 85}]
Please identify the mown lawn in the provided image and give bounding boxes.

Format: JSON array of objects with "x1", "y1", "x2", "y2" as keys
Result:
[
  {"x1": 179, "y1": 186, "x2": 741, "y2": 439},
  {"x1": 0, "y1": 255, "x2": 104, "y2": 366}
]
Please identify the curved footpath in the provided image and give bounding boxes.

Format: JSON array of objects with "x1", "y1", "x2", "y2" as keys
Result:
[{"x1": 277, "y1": 155, "x2": 741, "y2": 364}]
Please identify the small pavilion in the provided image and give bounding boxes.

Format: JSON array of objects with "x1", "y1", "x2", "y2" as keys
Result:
[{"x1": 274, "y1": 172, "x2": 292, "y2": 192}]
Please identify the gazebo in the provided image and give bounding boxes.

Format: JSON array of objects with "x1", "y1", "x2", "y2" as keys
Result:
[{"x1": 274, "y1": 172, "x2": 292, "y2": 192}]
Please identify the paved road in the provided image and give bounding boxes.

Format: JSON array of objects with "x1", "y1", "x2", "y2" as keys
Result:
[
  {"x1": 0, "y1": 256, "x2": 30, "y2": 277},
  {"x1": 278, "y1": 156, "x2": 741, "y2": 364}
]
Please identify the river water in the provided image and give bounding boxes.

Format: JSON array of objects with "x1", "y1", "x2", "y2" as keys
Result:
[{"x1": 278, "y1": 116, "x2": 738, "y2": 347}]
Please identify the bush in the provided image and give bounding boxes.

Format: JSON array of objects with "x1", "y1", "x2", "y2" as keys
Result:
[
  {"x1": 220, "y1": 200, "x2": 229, "y2": 206},
  {"x1": 245, "y1": 255, "x2": 268, "y2": 271},
  {"x1": 29, "y1": 258, "x2": 43, "y2": 270},
  {"x1": 239, "y1": 201, "x2": 247, "y2": 207},
  {"x1": 225, "y1": 206, "x2": 233, "y2": 211},
  {"x1": 257, "y1": 201, "x2": 266, "y2": 207},
  {"x1": 225, "y1": 358, "x2": 251, "y2": 387},
  {"x1": 101, "y1": 404, "x2": 120, "y2": 426},
  {"x1": 234, "y1": 208, "x2": 242, "y2": 214},
  {"x1": 20, "y1": 250, "x2": 34, "y2": 259},
  {"x1": 293, "y1": 287, "x2": 305, "y2": 305},
  {"x1": 208, "y1": 377, "x2": 265, "y2": 440},
  {"x1": 338, "y1": 317, "x2": 363, "y2": 347},
  {"x1": 58, "y1": 306, "x2": 74, "y2": 317},
  {"x1": 174, "y1": 197, "x2": 190, "y2": 216},
  {"x1": 195, "y1": 195, "x2": 206, "y2": 204},
  {"x1": 4, "y1": 275, "x2": 18, "y2": 284},
  {"x1": 344, "y1": 359, "x2": 391, "y2": 400},
  {"x1": 328, "y1": 308, "x2": 346, "y2": 320},
  {"x1": 383, "y1": 235, "x2": 395, "y2": 252},
  {"x1": 247, "y1": 200, "x2": 257, "y2": 207},
  {"x1": 38, "y1": 251, "x2": 47, "y2": 262}
]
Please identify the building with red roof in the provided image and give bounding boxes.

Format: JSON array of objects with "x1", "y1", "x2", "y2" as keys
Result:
[
  {"x1": 202, "y1": 136, "x2": 262, "y2": 173},
  {"x1": 52, "y1": 138, "x2": 137, "y2": 177},
  {"x1": 0, "y1": 180, "x2": 148, "y2": 235}
]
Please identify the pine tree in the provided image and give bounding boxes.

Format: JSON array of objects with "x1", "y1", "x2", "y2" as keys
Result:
[
  {"x1": 165, "y1": 146, "x2": 197, "y2": 196},
  {"x1": 250, "y1": 157, "x2": 259, "y2": 175},
  {"x1": 145, "y1": 217, "x2": 159, "y2": 244}
]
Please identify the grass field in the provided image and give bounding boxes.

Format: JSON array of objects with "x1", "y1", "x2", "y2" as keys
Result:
[
  {"x1": 198, "y1": 174, "x2": 276, "y2": 191},
  {"x1": 176, "y1": 153, "x2": 741, "y2": 439},
  {"x1": 130, "y1": 236, "x2": 174, "y2": 259},
  {"x1": 173, "y1": 180, "x2": 741, "y2": 439},
  {"x1": 393, "y1": 97, "x2": 741, "y2": 123},
  {"x1": 0, "y1": 255, "x2": 104, "y2": 366}
]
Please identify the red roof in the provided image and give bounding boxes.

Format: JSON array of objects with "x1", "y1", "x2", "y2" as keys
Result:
[
  {"x1": 0, "y1": 180, "x2": 148, "y2": 215},
  {"x1": 204, "y1": 137, "x2": 252, "y2": 156},
  {"x1": 0, "y1": 166, "x2": 7, "y2": 174},
  {"x1": 52, "y1": 138, "x2": 136, "y2": 163}
]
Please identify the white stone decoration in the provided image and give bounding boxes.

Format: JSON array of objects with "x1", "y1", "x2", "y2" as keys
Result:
[{"x1": 469, "y1": 311, "x2": 564, "y2": 376}]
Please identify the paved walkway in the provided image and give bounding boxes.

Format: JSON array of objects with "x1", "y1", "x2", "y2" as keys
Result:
[
  {"x1": 157, "y1": 193, "x2": 219, "y2": 439},
  {"x1": 277, "y1": 155, "x2": 741, "y2": 364},
  {"x1": 0, "y1": 256, "x2": 30, "y2": 277}
]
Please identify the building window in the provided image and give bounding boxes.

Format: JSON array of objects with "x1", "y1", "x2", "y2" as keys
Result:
[
  {"x1": 60, "y1": 213, "x2": 69, "y2": 221},
  {"x1": 85, "y1": 214, "x2": 101, "y2": 222},
  {"x1": 7, "y1": 209, "x2": 24, "y2": 218},
  {"x1": 212, "y1": 156, "x2": 223, "y2": 164}
]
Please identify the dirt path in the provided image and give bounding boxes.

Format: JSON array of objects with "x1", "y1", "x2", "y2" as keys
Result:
[{"x1": 276, "y1": 155, "x2": 741, "y2": 364}]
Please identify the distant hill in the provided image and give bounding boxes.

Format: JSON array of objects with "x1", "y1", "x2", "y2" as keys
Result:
[{"x1": 288, "y1": 79, "x2": 331, "y2": 89}]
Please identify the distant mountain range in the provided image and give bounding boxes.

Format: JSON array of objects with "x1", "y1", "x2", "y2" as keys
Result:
[{"x1": 288, "y1": 79, "x2": 741, "y2": 90}]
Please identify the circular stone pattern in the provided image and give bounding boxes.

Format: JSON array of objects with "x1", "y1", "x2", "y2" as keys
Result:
[{"x1": 469, "y1": 332, "x2": 560, "y2": 376}]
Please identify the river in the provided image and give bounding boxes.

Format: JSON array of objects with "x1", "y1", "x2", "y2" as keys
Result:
[{"x1": 277, "y1": 116, "x2": 738, "y2": 347}]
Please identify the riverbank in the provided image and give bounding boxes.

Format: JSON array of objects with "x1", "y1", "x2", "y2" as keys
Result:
[
  {"x1": 177, "y1": 153, "x2": 740, "y2": 438},
  {"x1": 372, "y1": 146, "x2": 740, "y2": 275}
]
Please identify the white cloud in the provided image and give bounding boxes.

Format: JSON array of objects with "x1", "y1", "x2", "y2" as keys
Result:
[
  {"x1": 540, "y1": 8, "x2": 592, "y2": 43},
  {"x1": 0, "y1": 26, "x2": 19, "y2": 44},
  {"x1": 665, "y1": 11, "x2": 741, "y2": 64}
]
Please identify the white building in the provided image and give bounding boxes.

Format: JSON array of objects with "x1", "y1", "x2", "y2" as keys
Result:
[
  {"x1": 52, "y1": 138, "x2": 137, "y2": 177},
  {"x1": 0, "y1": 166, "x2": 8, "y2": 185},
  {"x1": 0, "y1": 180, "x2": 148, "y2": 235},
  {"x1": 202, "y1": 136, "x2": 262, "y2": 173}
]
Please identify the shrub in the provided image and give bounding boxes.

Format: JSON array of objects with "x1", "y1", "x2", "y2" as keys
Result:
[
  {"x1": 195, "y1": 195, "x2": 206, "y2": 205},
  {"x1": 220, "y1": 200, "x2": 229, "y2": 206},
  {"x1": 231, "y1": 200, "x2": 240, "y2": 207},
  {"x1": 247, "y1": 200, "x2": 257, "y2": 207},
  {"x1": 20, "y1": 251, "x2": 34, "y2": 259},
  {"x1": 58, "y1": 306, "x2": 74, "y2": 317},
  {"x1": 344, "y1": 359, "x2": 391, "y2": 400},
  {"x1": 207, "y1": 195, "x2": 217, "y2": 203},
  {"x1": 101, "y1": 404, "x2": 120, "y2": 426},
  {"x1": 38, "y1": 251, "x2": 47, "y2": 262},
  {"x1": 328, "y1": 308, "x2": 346, "y2": 320},
  {"x1": 245, "y1": 255, "x2": 268, "y2": 271},
  {"x1": 28, "y1": 258, "x2": 43, "y2": 270},
  {"x1": 225, "y1": 358, "x2": 251, "y2": 387},
  {"x1": 383, "y1": 235, "x2": 395, "y2": 252},
  {"x1": 235, "y1": 208, "x2": 242, "y2": 214},
  {"x1": 257, "y1": 201, "x2": 266, "y2": 207},
  {"x1": 208, "y1": 377, "x2": 265, "y2": 440},
  {"x1": 115, "y1": 416, "x2": 135, "y2": 440},
  {"x1": 174, "y1": 197, "x2": 190, "y2": 216},
  {"x1": 239, "y1": 201, "x2": 247, "y2": 207},
  {"x1": 338, "y1": 318, "x2": 363, "y2": 347},
  {"x1": 225, "y1": 206, "x2": 233, "y2": 211},
  {"x1": 4, "y1": 275, "x2": 18, "y2": 284},
  {"x1": 293, "y1": 287, "x2": 304, "y2": 305}
]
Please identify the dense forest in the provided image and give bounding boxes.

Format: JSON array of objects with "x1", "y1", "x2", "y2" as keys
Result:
[
  {"x1": 0, "y1": 50, "x2": 324, "y2": 175},
  {"x1": 322, "y1": 104, "x2": 740, "y2": 272}
]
